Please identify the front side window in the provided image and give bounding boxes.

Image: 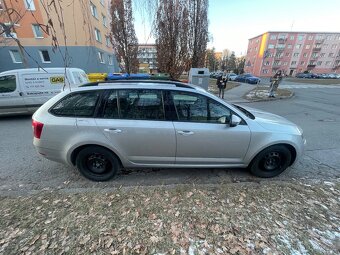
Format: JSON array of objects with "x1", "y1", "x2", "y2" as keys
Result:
[
  {"x1": 50, "y1": 91, "x2": 100, "y2": 117},
  {"x1": 0, "y1": 75, "x2": 16, "y2": 93},
  {"x1": 170, "y1": 91, "x2": 231, "y2": 123},
  {"x1": 118, "y1": 89, "x2": 165, "y2": 120}
]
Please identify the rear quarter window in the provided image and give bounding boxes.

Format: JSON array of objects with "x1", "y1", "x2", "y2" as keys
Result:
[{"x1": 50, "y1": 91, "x2": 100, "y2": 117}]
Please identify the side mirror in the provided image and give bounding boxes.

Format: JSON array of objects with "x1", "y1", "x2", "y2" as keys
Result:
[{"x1": 229, "y1": 114, "x2": 242, "y2": 127}]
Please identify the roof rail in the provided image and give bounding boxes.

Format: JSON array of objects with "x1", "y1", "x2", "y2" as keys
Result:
[{"x1": 80, "y1": 79, "x2": 194, "y2": 89}]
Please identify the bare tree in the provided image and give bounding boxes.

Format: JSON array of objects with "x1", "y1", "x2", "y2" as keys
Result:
[
  {"x1": 188, "y1": 0, "x2": 209, "y2": 68},
  {"x1": 154, "y1": 0, "x2": 190, "y2": 79},
  {"x1": 110, "y1": 0, "x2": 139, "y2": 74}
]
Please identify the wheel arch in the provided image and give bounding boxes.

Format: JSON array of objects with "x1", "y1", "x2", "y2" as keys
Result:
[
  {"x1": 249, "y1": 143, "x2": 297, "y2": 167},
  {"x1": 70, "y1": 144, "x2": 123, "y2": 167}
]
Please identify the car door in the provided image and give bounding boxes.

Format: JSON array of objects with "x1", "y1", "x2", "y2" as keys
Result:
[
  {"x1": 0, "y1": 73, "x2": 27, "y2": 115},
  {"x1": 170, "y1": 90, "x2": 251, "y2": 165},
  {"x1": 95, "y1": 89, "x2": 176, "y2": 166}
]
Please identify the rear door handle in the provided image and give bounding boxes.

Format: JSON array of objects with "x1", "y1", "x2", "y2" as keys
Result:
[
  {"x1": 104, "y1": 128, "x2": 122, "y2": 133},
  {"x1": 177, "y1": 130, "x2": 194, "y2": 136}
]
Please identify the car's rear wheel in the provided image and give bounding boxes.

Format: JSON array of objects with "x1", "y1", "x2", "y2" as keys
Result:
[
  {"x1": 76, "y1": 146, "x2": 119, "y2": 181},
  {"x1": 249, "y1": 145, "x2": 291, "y2": 178}
]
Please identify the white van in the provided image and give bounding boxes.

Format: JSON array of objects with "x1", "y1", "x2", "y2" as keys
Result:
[{"x1": 0, "y1": 68, "x2": 89, "y2": 116}]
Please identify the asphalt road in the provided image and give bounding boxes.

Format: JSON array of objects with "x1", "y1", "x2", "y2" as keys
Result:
[{"x1": 1, "y1": 86, "x2": 339, "y2": 195}]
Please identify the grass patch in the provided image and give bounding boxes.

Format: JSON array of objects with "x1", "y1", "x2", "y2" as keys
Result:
[{"x1": 0, "y1": 180, "x2": 339, "y2": 254}]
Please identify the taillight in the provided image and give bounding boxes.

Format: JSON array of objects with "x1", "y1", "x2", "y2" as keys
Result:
[{"x1": 32, "y1": 120, "x2": 44, "y2": 139}]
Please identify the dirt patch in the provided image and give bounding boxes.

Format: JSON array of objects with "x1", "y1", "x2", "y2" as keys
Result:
[
  {"x1": 244, "y1": 86, "x2": 293, "y2": 101},
  {"x1": 1, "y1": 180, "x2": 339, "y2": 254},
  {"x1": 285, "y1": 78, "x2": 340, "y2": 85}
]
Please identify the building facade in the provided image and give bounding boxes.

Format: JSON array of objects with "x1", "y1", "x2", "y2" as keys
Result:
[
  {"x1": 137, "y1": 44, "x2": 157, "y2": 73},
  {"x1": 0, "y1": 0, "x2": 119, "y2": 73},
  {"x1": 245, "y1": 31, "x2": 340, "y2": 77}
]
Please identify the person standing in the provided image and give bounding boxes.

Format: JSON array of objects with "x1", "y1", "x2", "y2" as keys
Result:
[
  {"x1": 216, "y1": 75, "x2": 225, "y2": 98},
  {"x1": 269, "y1": 70, "x2": 283, "y2": 98}
]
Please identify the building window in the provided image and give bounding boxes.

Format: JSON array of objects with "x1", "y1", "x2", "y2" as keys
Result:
[
  {"x1": 300, "y1": 61, "x2": 305, "y2": 65},
  {"x1": 100, "y1": 0, "x2": 105, "y2": 6},
  {"x1": 317, "y1": 61, "x2": 322, "y2": 66},
  {"x1": 309, "y1": 61, "x2": 315, "y2": 65},
  {"x1": 291, "y1": 61, "x2": 297, "y2": 65},
  {"x1": 311, "y1": 52, "x2": 318, "y2": 58},
  {"x1": 9, "y1": 50, "x2": 23, "y2": 63},
  {"x1": 290, "y1": 35, "x2": 295, "y2": 40},
  {"x1": 296, "y1": 44, "x2": 301, "y2": 49},
  {"x1": 268, "y1": 44, "x2": 274, "y2": 49},
  {"x1": 98, "y1": 52, "x2": 105, "y2": 63},
  {"x1": 331, "y1": 44, "x2": 337, "y2": 49},
  {"x1": 320, "y1": 53, "x2": 325, "y2": 57},
  {"x1": 264, "y1": 61, "x2": 270, "y2": 66},
  {"x1": 0, "y1": 0, "x2": 3, "y2": 10},
  {"x1": 94, "y1": 28, "x2": 102, "y2": 42},
  {"x1": 335, "y1": 35, "x2": 340, "y2": 40},
  {"x1": 325, "y1": 61, "x2": 331, "y2": 66},
  {"x1": 105, "y1": 36, "x2": 110, "y2": 47},
  {"x1": 32, "y1": 24, "x2": 43, "y2": 38},
  {"x1": 262, "y1": 69, "x2": 268, "y2": 74},
  {"x1": 102, "y1": 14, "x2": 107, "y2": 27},
  {"x1": 270, "y1": 35, "x2": 277, "y2": 40},
  {"x1": 305, "y1": 44, "x2": 310, "y2": 49},
  {"x1": 283, "y1": 62, "x2": 288, "y2": 66},
  {"x1": 39, "y1": 50, "x2": 51, "y2": 63},
  {"x1": 308, "y1": 35, "x2": 313, "y2": 40},
  {"x1": 90, "y1": 2, "x2": 98, "y2": 19},
  {"x1": 316, "y1": 35, "x2": 323, "y2": 40},
  {"x1": 326, "y1": 35, "x2": 332, "y2": 40},
  {"x1": 276, "y1": 44, "x2": 285, "y2": 49},
  {"x1": 278, "y1": 34, "x2": 286, "y2": 39},
  {"x1": 323, "y1": 44, "x2": 329, "y2": 49},
  {"x1": 24, "y1": 0, "x2": 36, "y2": 11},
  {"x1": 273, "y1": 61, "x2": 280, "y2": 66},
  {"x1": 298, "y1": 35, "x2": 304, "y2": 41},
  {"x1": 293, "y1": 53, "x2": 299, "y2": 57},
  {"x1": 329, "y1": 53, "x2": 334, "y2": 57},
  {"x1": 285, "y1": 52, "x2": 290, "y2": 57},
  {"x1": 287, "y1": 44, "x2": 292, "y2": 49},
  {"x1": 303, "y1": 53, "x2": 308, "y2": 57},
  {"x1": 108, "y1": 55, "x2": 113, "y2": 65}
]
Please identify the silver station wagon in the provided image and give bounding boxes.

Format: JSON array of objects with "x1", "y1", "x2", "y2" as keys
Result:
[{"x1": 32, "y1": 80, "x2": 305, "y2": 181}]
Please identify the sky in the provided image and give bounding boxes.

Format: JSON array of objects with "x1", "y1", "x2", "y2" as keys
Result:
[{"x1": 134, "y1": 0, "x2": 340, "y2": 56}]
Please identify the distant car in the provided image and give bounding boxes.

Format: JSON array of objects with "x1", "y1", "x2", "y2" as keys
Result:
[
  {"x1": 295, "y1": 73, "x2": 319, "y2": 79},
  {"x1": 228, "y1": 73, "x2": 238, "y2": 81},
  {"x1": 235, "y1": 73, "x2": 261, "y2": 84}
]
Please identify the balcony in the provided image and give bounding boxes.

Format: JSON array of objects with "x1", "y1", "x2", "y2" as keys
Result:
[
  {"x1": 278, "y1": 38, "x2": 287, "y2": 43},
  {"x1": 313, "y1": 47, "x2": 322, "y2": 52},
  {"x1": 307, "y1": 64, "x2": 316, "y2": 68}
]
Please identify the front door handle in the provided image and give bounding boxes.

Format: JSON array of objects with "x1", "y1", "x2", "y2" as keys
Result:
[
  {"x1": 104, "y1": 128, "x2": 122, "y2": 133},
  {"x1": 177, "y1": 130, "x2": 194, "y2": 136}
]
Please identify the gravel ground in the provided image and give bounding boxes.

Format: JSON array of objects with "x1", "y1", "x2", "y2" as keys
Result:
[{"x1": 1, "y1": 179, "x2": 339, "y2": 255}]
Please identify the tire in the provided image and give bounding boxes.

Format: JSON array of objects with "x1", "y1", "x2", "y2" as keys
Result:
[
  {"x1": 249, "y1": 145, "x2": 291, "y2": 178},
  {"x1": 76, "y1": 146, "x2": 120, "y2": 181}
]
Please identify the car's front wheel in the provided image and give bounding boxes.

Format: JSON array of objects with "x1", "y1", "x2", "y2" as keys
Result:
[
  {"x1": 76, "y1": 146, "x2": 120, "y2": 181},
  {"x1": 249, "y1": 145, "x2": 291, "y2": 178}
]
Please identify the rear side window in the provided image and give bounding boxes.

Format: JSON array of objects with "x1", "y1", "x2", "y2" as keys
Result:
[
  {"x1": 50, "y1": 91, "x2": 100, "y2": 117},
  {"x1": 0, "y1": 75, "x2": 16, "y2": 93}
]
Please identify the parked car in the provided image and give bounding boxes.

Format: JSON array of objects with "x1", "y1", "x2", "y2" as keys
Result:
[
  {"x1": 228, "y1": 73, "x2": 238, "y2": 81},
  {"x1": 33, "y1": 80, "x2": 305, "y2": 181},
  {"x1": 0, "y1": 68, "x2": 89, "y2": 116},
  {"x1": 235, "y1": 73, "x2": 261, "y2": 84},
  {"x1": 295, "y1": 73, "x2": 319, "y2": 79}
]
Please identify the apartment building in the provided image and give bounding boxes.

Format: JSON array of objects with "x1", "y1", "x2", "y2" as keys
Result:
[
  {"x1": 0, "y1": 0, "x2": 119, "y2": 73},
  {"x1": 244, "y1": 31, "x2": 340, "y2": 77},
  {"x1": 137, "y1": 44, "x2": 158, "y2": 73}
]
